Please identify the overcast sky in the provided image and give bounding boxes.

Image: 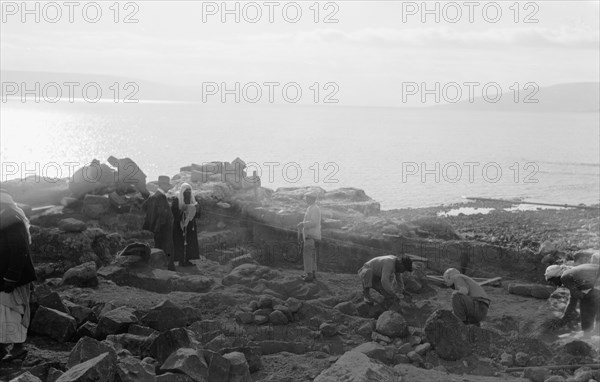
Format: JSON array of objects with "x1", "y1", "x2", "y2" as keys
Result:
[{"x1": 1, "y1": 1, "x2": 599, "y2": 106}]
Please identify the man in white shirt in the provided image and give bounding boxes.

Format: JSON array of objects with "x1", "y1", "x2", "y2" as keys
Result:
[{"x1": 298, "y1": 191, "x2": 321, "y2": 282}]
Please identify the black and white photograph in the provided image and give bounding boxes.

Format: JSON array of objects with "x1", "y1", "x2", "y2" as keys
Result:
[{"x1": 1, "y1": 1, "x2": 599, "y2": 380}]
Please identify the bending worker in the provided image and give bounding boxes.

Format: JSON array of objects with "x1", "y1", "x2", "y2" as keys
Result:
[
  {"x1": 545, "y1": 263, "x2": 600, "y2": 333},
  {"x1": 359, "y1": 255, "x2": 413, "y2": 305},
  {"x1": 443, "y1": 268, "x2": 491, "y2": 326}
]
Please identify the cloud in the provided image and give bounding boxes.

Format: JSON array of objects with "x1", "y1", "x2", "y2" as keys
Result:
[{"x1": 243, "y1": 26, "x2": 600, "y2": 49}]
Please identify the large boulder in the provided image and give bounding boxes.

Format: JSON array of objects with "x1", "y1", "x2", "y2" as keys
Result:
[
  {"x1": 30, "y1": 306, "x2": 77, "y2": 342},
  {"x1": 314, "y1": 351, "x2": 398, "y2": 382},
  {"x1": 508, "y1": 283, "x2": 554, "y2": 299},
  {"x1": 62, "y1": 261, "x2": 98, "y2": 287},
  {"x1": 223, "y1": 352, "x2": 251, "y2": 382},
  {"x1": 423, "y1": 309, "x2": 471, "y2": 361},
  {"x1": 141, "y1": 300, "x2": 188, "y2": 332},
  {"x1": 58, "y1": 218, "x2": 87, "y2": 233},
  {"x1": 201, "y1": 350, "x2": 230, "y2": 381},
  {"x1": 375, "y1": 311, "x2": 409, "y2": 338},
  {"x1": 67, "y1": 337, "x2": 117, "y2": 369},
  {"x1": 37, "y1": 292, "x2": 69, "y2": 314},
  {"x1": 97, "y1": 307, "x2": 139, "y2": 338},
  {"x1": 149, "y1": 328, "x2": 199, "y2": 364},
  {"x1": 8, "y1": 372, "x2": 42, "y2": 382},
  {"x1": 105, "y1": 333, "x2": 154, "y2": 358},
  {"x1": 159, "y1": 348, "x2": 209, "y2": 382},
  {"x1": 55, "y1": 352, "x2": 116, "y2": 382},
  {"x1": 115, "y1": 355, "x2": 156, "y2": 382}
]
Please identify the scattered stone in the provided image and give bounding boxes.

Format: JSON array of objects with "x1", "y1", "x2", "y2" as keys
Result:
[
  {"x1": 523, "y1": 367, "x2": 550, "y2": 382},
  {"x1": 82, "y1": 194, "x2": 111, "y2": 219},
  {"x1": 56, "y1": 352, "x2": 116, "y2": 382},
  {"x1": 351, "y1": 342, "x2": 389, "y2": 364},
  {"x1": 235, "y1": 311, "x2": 254, "y2": 325},
  {"x1": 67, "y1": 336, "x2": 117, "y2": 369},
  {"x1": 223, "y1": 352, "x2": 252, "y2": 382},
  {"x1": 357, "y1": 321, "x2": 374, "y2": 337},
  {"x1": 62, "y1": 261, "x2": 98, "y2": 287},
  {"x1": 397, "y1": 343, "x2": 413, "y2": 355},
  {"x1": 285, "y1": 297, "x2": 302, "y2": 313},
  {"x1": 64, "y1": 301, "x2": 95, "y2": 326},
  {"x1": 543, "y1": 376, "x2": 566, "y2": 382},
  {"x1": 515, "y1": 352, "x2": 530, "y2": 367},
  {"x1": 371, "y1": 332, "x2": 392, "y2": 344},
  {"x1": 269, "y1": 310, "x2": 289, "y2": 325},
  {"x1": 408, "y1": 335, "x2": 421, "y2": 346},
  {"x1": 407, "y1": 351, "x2": 423, "y2": 365},
  {"x1": 38, "y1": 292, "x2": 69, "y2": 314},
  {"x1": 562, "y1": 340, "x2": 593, "y2": 357},
  {"x1": 253, "y1": 308, "x2": 273, "y2": 317},
  {"x1": 218, "y1": 346, "x2": 262, "y2": 373},
  {"x1": 249, "y1": 340, "x2": 306, "y2": 355},
  {"x1": 58, "y1": 218, "x2": 87, "y2": 233},
  {"x1": 423, "y1": 309, "x2": 471, "y2": 361},
  {"x1": 572, "y1": 367, "x2": 597, "y2": 382},
  {"x1": 9, "y1": 372, "x2": 42, "y2": 382},
  {"x1": 128, "y1": 325, "x2": 158, "y2": 337},
  {"x1": 105, "y1": 333, "x2": 153, "y2": 358},
  {"x1": 394, "y1": 354, "x2": 410, "y2": 364},
  {"x1": 46, "y1": 368, "x2": 64, "y2": 382},
  {"x1": 500, "y1": 352, "x2": 514, "y2": 367},
  {"x1": 141, "y1": 300, "x2": 187, "y2": 332},
  {"x1": 159, "y1": 348, "x2": 209, "y2": 382},
  {"x1": 254, "y1": 315, "x2": 269, "y2": 325},
  {"x1": 356, "y1": 301, "x2": 385, "y2": 319},
  {"x1": 320, "y1": 323, "x2": 337, "y2": 337},
  {"x1": 77, "y1": 322, "x2": 99, "y2": 340},
  {"x1": 508, "y1": 283, "x2": 554, "y2": 300},
  {"x1": 335, "y1": 301, "x2": 359, "y2": 316},
  {"x1": 155, "y1": 373, "x2": 193, "y2": 382},
  {"x1": 314, "y1": 351, "x2": 398, "y2": 382},
  {"x1": 97, "y1": 306, "x2": 139, "y2": 338},
  {"x1": 201, "y1": 350, "x2": 230, "y2": 381},
  {"x1": 116, "y1": 355, "x2": 156, "y2": 382},
  {"x1": 376, "y1": 311, "x2": 409, "y2": 338},
  {"x1": 30, "y1": 306, "x2": 77, "y2": 343},
  {"x1": 258, "y1": 295, "x2": 273, "y2": 309},
  {"x1": 415, "y1": 343, "x2": 431, "y2": 356},
  {"x1": 149, "y1": 328, "x2": 198, "y2": 364}
]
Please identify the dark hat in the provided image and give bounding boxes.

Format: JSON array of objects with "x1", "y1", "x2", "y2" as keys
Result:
[{"x1": 157, "y1": 175, "x2": 173, "y2": 190}]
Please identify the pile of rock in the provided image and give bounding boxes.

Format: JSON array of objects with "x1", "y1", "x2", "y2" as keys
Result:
[{"x1": 235, "y1": 295, "x2": 303, "y2": 326}]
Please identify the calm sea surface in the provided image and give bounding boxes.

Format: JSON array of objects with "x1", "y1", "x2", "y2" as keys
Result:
[{"x1": 1, "y1": 102, "x2": 598, "y2": 209}]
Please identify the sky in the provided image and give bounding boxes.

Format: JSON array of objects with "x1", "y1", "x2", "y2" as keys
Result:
[{"x1": 1, "y1": 0, "x2": 599, "y2": 107}]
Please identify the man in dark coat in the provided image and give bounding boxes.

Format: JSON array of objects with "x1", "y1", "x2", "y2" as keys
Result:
[
  {"x1": 142, "y1": 176, "x2": 175, "y2": 271},
  {"x1": 1, "y1": 189, "x2": 36, "y2": 361}
]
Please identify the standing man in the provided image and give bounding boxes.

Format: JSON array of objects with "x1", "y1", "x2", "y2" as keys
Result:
[
  {"x1": 359, "y1": 255, "x2": 413, "y2": 305},
  {"x1": 142, "y1": 176, "x2": 175, "y2": 271},
  {"x1": 1, "y1": 189, "x2": 36, "y2": 361},
  {"x1": 545, "y1": 263, "x2": 600, "y2": 334},
  {"x1": 297, "y1": 191, "x2": 321, "y2": 282},
  {"x1": 443, "y1": 268, "x2": 491, "y2": 326}
]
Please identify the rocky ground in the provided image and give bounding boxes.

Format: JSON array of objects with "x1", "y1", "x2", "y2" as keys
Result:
[{"x1": 1, "y1": 159, "x2": 599, "y2": 382}]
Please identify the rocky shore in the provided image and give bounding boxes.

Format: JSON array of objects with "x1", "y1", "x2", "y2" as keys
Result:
[{"x1": 1, "y1": 158, "x2": 599, "y2": 382}]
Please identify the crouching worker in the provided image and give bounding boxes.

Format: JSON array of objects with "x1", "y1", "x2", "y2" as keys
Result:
[
  {"x1": 443, "y1": 268, "x2": 490, "y2": 326},
  {"x1": 359, "y1": 255, "x2": 413, "y2": 305},
  {"x1": 545, "y1": 263, "x2": 600, "y2": 334}
]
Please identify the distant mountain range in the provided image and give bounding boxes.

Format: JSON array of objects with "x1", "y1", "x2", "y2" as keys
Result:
[
  {"x1": 2, "y1": 71, "x2": 598, "y2": 112},
  {"x1": 431, "y1": 82, "x2": 599, "y2": 113},
  {"x1": 0, "y1": 70, "x2": 196, "y2": 102}
]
